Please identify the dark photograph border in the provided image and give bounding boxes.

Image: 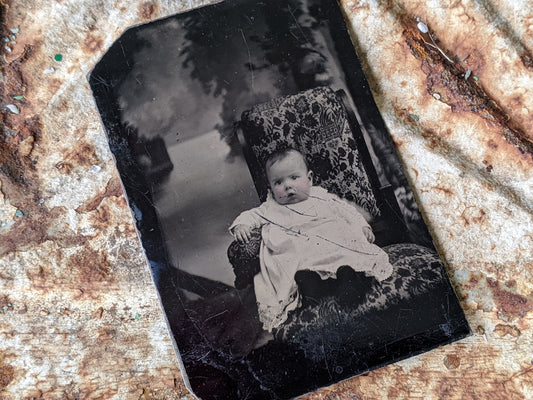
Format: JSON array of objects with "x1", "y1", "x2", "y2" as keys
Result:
[{"x1": 89, "y1": 1, "x2": 470, "y2": 399}]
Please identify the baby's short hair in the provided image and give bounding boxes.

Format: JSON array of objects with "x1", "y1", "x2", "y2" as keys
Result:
[{"x1": 264, "y1": 147, "x2": 309, "y2": 173}]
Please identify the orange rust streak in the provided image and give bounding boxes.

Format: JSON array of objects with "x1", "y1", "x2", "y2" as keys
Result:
[
  {"x1": 487, "y1": 277, "x2": 532, "y2": 319},
  {"x1": 76, "y1": 176, "x2": 123, "y2": 213},
  {"x1": 402, "y1": 19, "x2": 533, "y2": 156}
]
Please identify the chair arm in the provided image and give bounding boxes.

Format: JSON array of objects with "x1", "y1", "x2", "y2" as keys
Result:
[{"x1": 227, "y1": 229, "x2": 262, "y2": 289}]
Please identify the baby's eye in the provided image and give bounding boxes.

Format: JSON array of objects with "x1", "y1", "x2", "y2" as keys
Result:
[
  {"x1": 274, "y1": 180, "x2": 282, "y2": 185},
  {"x1": 291, "y1": 175, "x2": 299, "y2": 180}
]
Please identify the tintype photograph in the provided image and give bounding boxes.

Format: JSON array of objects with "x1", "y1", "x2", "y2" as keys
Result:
[{"x1": 89, "y1": 0, "x2": 470, "y2": 398}]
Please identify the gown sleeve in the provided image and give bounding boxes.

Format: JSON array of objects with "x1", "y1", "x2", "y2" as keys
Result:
[{"x1": 229, "y1": 201, "x2": 271, "y2": 235}]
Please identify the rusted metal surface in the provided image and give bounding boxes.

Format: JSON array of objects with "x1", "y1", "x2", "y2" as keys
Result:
[{"x1": 0, "y1": 0, "x2": 531, "y2": 399}]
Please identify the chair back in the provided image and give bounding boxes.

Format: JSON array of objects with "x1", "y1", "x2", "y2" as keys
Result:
[{"x1": 238, "y1": 86, "x2": 380, "y2": 217}]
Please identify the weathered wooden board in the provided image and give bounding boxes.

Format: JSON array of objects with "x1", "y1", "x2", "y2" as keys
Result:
[{"x1": 0, "y1": 0, "x2": 531, "y2": 399}]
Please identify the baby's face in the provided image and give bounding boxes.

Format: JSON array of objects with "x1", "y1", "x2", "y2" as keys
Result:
[{"x1": 266, "y1": 152, "x2": 312, "y2": 205}]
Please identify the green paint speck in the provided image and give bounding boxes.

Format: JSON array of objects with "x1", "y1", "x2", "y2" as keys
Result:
[
  {"x1": 13, "y1": 95, "x2": 24, "y2": 100},
  {"x1": 473, "y1": 76, "x2": 479, "y2": 81},
  {"x1": 134, "y1": 314, "x2": 140, "y2": 320},
  {"x1": 54, "y1": 54, "x2": 63, "y2": 62},
  {"x1": 410, "y1": 114, "x2": 420, "y2": 122},
  {"x1": 15, "y1": 209, "x2": 24, "y2": 217}
]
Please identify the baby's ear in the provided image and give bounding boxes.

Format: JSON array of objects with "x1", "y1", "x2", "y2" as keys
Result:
[{"x1": 307, "y1": 170, "x2": 314, "y2": 183}]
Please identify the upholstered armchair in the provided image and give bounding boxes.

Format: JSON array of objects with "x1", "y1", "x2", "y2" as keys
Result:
[{"x1": 227, "y1": 86, "x2": 455, "y2": 338}]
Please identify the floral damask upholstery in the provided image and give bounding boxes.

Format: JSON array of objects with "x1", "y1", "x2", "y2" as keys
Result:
[{"x1": 240, "y1": 86, "x2": 380, "y2": 216}]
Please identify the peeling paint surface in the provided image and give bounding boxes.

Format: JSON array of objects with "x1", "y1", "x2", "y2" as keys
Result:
[{"x1": 0, "y1": 0, "x2": 532, "y2": 399}]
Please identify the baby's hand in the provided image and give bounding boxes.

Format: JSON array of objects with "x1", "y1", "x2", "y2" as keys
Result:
[
  {"x1": 232, "y1": 224, "x2": 253, "y2": 243},
  {"x1": 363, "y1": 226, "x2": 375, "y2": 243}
]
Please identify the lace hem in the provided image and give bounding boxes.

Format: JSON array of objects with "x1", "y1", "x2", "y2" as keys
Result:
[{"x1": 257, "y1": 293, "x2": 301, "y2": 332}]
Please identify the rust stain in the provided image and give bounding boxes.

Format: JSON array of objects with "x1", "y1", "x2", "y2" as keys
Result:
[
  {"x1": 443, "y1": 354, "x2": 461, "y2": 370},
  {"x1": 487, "y1": 139, "x2": 498, "y2": 149},
  {"x1": 0, "y1": 355, "x2": 14, "y2": 392},
  {"x1": 0, "y1": 52, "x2": 42, "y2": 185},
  {"x1": 0, "y1": 15, "x2": 53, "y2": 262},
  {"x1": 95, "y1": 325, "x2": 116, "y2": 342},
  {"x1": 402, "y1": 17, "x2": 533, "y2": 157},
  {"x1": 75, "y1": 330, "x2": 182, "y2": 398},
  {"x1": 459, "y1": 206, "x2": 487, "y2": 226},
  {"x1": 487, "y1": 277, "x2": 532, "y2": 320},
  {"x1": 67, "y1": 247, "x2": 112, "y2": 283},
  {"x1": 82, "y1": 33, "x2": 103, "y2": 54},
  {"x1": 26, "y1": 245, "x2": 114, "y2": 292},
  {"x1": 520, "y1": 52, "x2": 533, "y2": 70},
  {"x1": 420, "y1": 128, "x2": 447, "y2": 152},
  {"x1": 404, "y1": 343, "x2": 526, "y2": 400},
  {"x1": 0, "y1": 206, "x2": 90, "y2": 258},
  {"x1": 76, "y1": 176, "x2": 123, "y2": 213},
  {"x1": 88, "y1": 203, "x2": 117, "y2": 232},
  {"x1": 54, "y1": 98, "x2": 70, "y2": 114},
  {"x1": 139, "y1": 386, "x2": 193, "y2": 400},
  {"x1": 468, "y1": 274, "x2": 480, "y2": 288},
  {"x1": 505, "y1": 279, "x2": 517, "y2": 288},
  {"x1": 493, "y1": 324, "x2": 521, "y2": 338},
  {"x1": 55, "y1": 141, "x2": 100, "y2": 175},
  {"x1": 47, "y1": 77, "x2": 63, "y2": 94},
  {"x1": 431, "y1": 185, "x2": 454, "y2": 196},
  {"x1": 138, "y1": 1, "x2": 158, "y2": 20},
  {"x1": 91, "y1": 307, "x2": 104, "y2": 319},
  {"x1": 482, "y1": 159, "x2": 493, "y2": 173}
]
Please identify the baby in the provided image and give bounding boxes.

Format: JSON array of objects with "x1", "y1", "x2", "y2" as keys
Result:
[{"x1": 230, "y1": 148, "x2": 393, "y2": 332}]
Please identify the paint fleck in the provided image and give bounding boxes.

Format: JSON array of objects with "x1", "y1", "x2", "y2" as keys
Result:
[
  {"x1": 132, "y1": 203, "x2": 143, "y2": 222},
  {"x1": 433, "y1": 93, "x2": 441, "y2": 100},
  {"x1": 15, "y1": 210, "x2": 24, "y2": 217},
  {"x1": 134, "y1": 313, "x2": 141, "y2": 320},
  {"x1": 10, "y1": 28, "x2": 19, "y2": 34},
  {"x1": 54, "y1": 54, "x2": 63, "y2": 62},
  {"x1": 410, "y1": 114, "x2": 420, "y2": 122},
  {"x1": 13, "y1": 95, "x2": 24, "y2": 100},
  {"x1": 465, "y1": 69, "x2": 471, "y2": 80},
  {"x1": 89, "y1": 165, "x2": 101, "y2": 174},
  {"x1": 417, "y1": 21, "x2": 429, "y2": 33},
  {"x1": 6, "y1": 104, "x2": 19, "y2": 114},
  {"x1": 473, "y1": 76, "x2": 479, "y2": 81}
]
